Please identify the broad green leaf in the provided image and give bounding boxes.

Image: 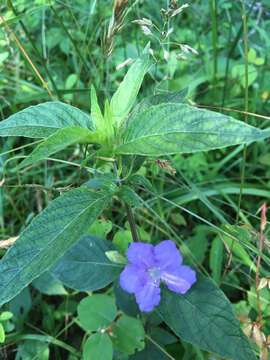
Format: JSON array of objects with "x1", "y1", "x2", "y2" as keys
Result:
[
  {"x1": 129, "y1": 88, "x2": 188, "y2": 121},
  {"x1": 84, "y1": 173, "x2": 117, "y2": 191},
  {"x1": 78, "y1": 294, "x2": 117, "y2": 331},
  {"x1": 112, "y1": 316, "x2": 145, "y2": 355},
  {"x1": 110, "y1": 45, "x2": 149, "y2": 125},
  {"x1": 32, "y1": 271, "x2": 67, "y2": 295},
  {"x1": 83, "y1": 333, "x2": 113, "y2": 360},
  {"x1": 9, "y1": 287, "x2": 32, "y2": 321},
  {"x1": 114, "y1": 280, "x2": 140, "y2": 317},
  {"x1": 51, "y1": 235, "x2": 122, "y2": 291},
  {"x1": 116, "y1": 103, "x2": 269, "y2": 156},
  {"x1": 156, "y1": 273, "x2": 256, "y2": 360},
  {"x1": 0, "y1": 188, "x2": 110, "y2": 306},
  {"x1": 16, "y1": 127, "x2": 95, "y2": 170},
  {"x1": 0, "y1": 101, "x2": 93, "y2": 138}
]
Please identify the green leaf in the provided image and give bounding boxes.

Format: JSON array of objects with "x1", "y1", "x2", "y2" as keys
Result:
[
  {"x1": 150, "y1": 327, "x2": 177, "y2": 346},
  {"x1": 121, "y1": 155, "x2": 146, "y2": 177},
  {"x1": 112, "y1": 230, "x2": 133, "y2": 254},
  {"x1": 78, "y1": 294, "x2": 117, "y2": 331},
  {"x1": 105, "y1": 250, "x2": 128, "y2": 264},
  {"x1": 232, "y1": 64, "x2": 257, "y2": 87},
  {"x1": 0, "y1": 188, "x2": 110, "y2": 306},
  {"x1": 156, "y1": 273, "x2": 256, "y2": 360},
  {"x1": 51, "y1": 235, "x2": 122, "y2": 291},
  {"x1": 88, "y1": 219, "x2": 112, "y2": 238},
  {"x1": 180, "y1": 225, "x2": 209, "y2": 266},
  {"x1": 209, "y1": 236, "x2": 224, "y2": 284},
  {"x1": 83, "y1": 333, "x2": 113, "y2": 360},
  {"x1": 117, "y1": 186, "x2": 141, "y2": 207},
  {"x1": 16, "y1": 127, "x2": 95, "y2": 170},
  {"x1": 0, "y1": 323, "x2": 5, "y2": 343},
  {"x1": 222, "y1": 225, "x2": 256, "y2": 272},
  {"x1": 116, "y1": 103, "x2": 269, "y2": 156},
  {"x1": 110, "y1": 46, "x2": 149, "y2": 126},
  {"x1": 16, "y1": 340, "x2": 50, "y2": 360},
  {"x1": 114, "y1": 280, "x2": 140, "y2": 317},
  {"x1": 0, "y1": 101, "x2": 93, "y2": 138},
  {"x1": 0, "y1": 311, "x2": 13, "y2": 322},
  {"x1": 91, "y1": 85, "x2": 104, "y2": 132},
  {"x1": 112, "y1": 316, "x2": 145, "y2": 355},
  {"x1": 9, "y1": 287, "x2": 32, "y2": 321},
  {"x1": 84, "y1": 173, "x2": 117, "y2": 191},
  {"x1": 248, "y1": 285, "x2": 270, "y2": 312},
  {"x1": 32, "y1": 271, "x2": 67, "y2": 295},
  {"x1": 129, "y1": 174, "x2": 154, "y2": 192},
  {"x1": 129, "y1": 88, "x2": 188, "y2": 120}
]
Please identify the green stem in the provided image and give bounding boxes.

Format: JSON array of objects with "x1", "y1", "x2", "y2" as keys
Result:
[
  {"x1": 222, "y1": 0, "x2": 257, "y2": 107},
  {"x1": 113, "y1": 162, "x2": 139, "y2": 243},
  {"x1": 236, "y1": 0, "x2": 249, "y2": 225},
  {"x1": 125, "y1": 203, "x2": 139, "y2": 242},
  {"x1": 220, "y1": 0, "x2": 250, "y2": 286},
  {"x1": 210, "y1": 0, "x2": 218, "y2": 89}
]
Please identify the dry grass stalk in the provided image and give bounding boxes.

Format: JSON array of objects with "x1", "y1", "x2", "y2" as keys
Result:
[
  {"x1": 154, "y1": 159, "x2": 176, "y2": 175},
  {"x1": 107, "y1": 0, "x2": 129, "y2": 56},
  {"x1": 0, "y1": 236, "x2": 18, "y2": 249}
]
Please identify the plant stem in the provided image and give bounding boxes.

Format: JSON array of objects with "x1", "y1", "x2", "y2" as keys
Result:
[
  {"x1": 220, "y1": 0, "x2": 249, "y2": 287},
  {"x1": 222, "y1": 0, "x2": 257, "y2": 108},
  {"x1": 210, "y1": 0, "x2": 218, "y2": 90},
  {"x1": 125, "y1": 203, "x2": 139, "y2": 242},
  {"x1": 255, "y1": 202, "x2": 266, "y2": 328},
  {"x1": 113, "y1": 162, "x2": 139, "y2": 242},
  {"x1": 236, "y1": 0, "x2": 249, "y2": 225}
]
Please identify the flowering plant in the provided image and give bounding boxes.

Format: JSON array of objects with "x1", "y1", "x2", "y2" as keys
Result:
[{"x1": 0, "y1": 41, "x2": 265, "y2": 360}]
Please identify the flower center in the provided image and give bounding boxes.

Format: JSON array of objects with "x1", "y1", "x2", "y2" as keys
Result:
[{"x1": 148, "y1": 267, "x2": 161, "y2": 282}]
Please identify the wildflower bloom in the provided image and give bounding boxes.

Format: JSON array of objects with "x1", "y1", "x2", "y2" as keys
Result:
[{"x1": 120, "y1": 240, "x2": 196, "y2": 312}]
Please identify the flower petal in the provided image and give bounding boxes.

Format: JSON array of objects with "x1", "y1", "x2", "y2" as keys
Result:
[
  {"x1": 154, "y1": 240, "x2": 182, "y2": 270},
  {"x1": 126, "y1": 242, "x2": 155, "y2": 269},
  {"x1": 161, "y1": 265, "x2": 196, "y2": 293},
  {"x1": 135, "y1": 280, "x2": 161, "y2": 312},
  {"x1": 119, "y1": 264, "x2": 146, "y2": 294}
]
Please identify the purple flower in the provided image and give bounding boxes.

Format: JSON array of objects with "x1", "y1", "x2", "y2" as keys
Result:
[{"x1": 119, "y1": 240, "x2": 196, "y2": 312}]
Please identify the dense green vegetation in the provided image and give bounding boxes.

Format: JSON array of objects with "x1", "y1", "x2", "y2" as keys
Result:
[{"x1": 0, "y1": 0, "x2": 269, "y2": 359}]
